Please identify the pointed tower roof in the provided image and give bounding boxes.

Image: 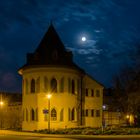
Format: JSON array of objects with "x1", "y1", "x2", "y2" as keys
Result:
[
  {"x1": 35, "y1": 23, "x2": 66, "y2": 53},
  {"x1": 19, "y1": 24, "x2": 84, "y2": 73}
]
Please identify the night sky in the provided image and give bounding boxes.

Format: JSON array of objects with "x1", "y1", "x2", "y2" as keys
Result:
[{"x1": 0, "y1": 0, "x2": 140, "y2": 92}]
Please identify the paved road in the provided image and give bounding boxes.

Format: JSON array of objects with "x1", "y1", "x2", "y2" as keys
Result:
[
  {"x1": 0, "y1": 135, "x2": 140, "y2": 140},
  {"x1": 0, "y1": 130, "x2": 140, "y2": 140}
]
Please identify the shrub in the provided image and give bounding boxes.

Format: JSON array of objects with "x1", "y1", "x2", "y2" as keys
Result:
[{"x1": 35, "y1": 127, "x2": 140, "y2": 135}]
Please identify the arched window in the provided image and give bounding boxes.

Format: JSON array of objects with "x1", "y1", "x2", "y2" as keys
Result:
[
  {"x1": 60, "y1": 108, "x2": 64, "y2": 121},
  {"x1": 51, "y1": 78, "x2": 57, "y2": 93},
  {"x1": 77, "y1": 79, "x2": 80, "y2": 94},
  {"x1": 23, "y1": 109, "x2": 25, "y2": 121},
  {"x1": 31, "y1": 109, "x2": 35, "y2": 121},
  {"x1": 51, "y1": 108, "x2": 57, "y2": 121},
  {"x1": 71, "y1": 80, "x2": 75, "y2": 94},
  {"x1": 71, "y1": 108, "x2": 75, "y2": 121},
  {"x1": 31, "y1": 79, "x2": 35, "y2": 93},
  {"x1": 36, "y1": 77, "x2": 40, "y2": 93},
  {"x1": 68, "y1": 108, "x2": 71, "y2": 121},
  {"x1": 68, "y1": 78, "x2": 71, "y2": 93},
  {"x1": 44, "y1": 77, "x2": 48, "y2": 92},
  {"x1": 96, "y1": 89, "x2": 100, "y2": 97},
  {"x1": 22, "y1": 79, "x2": 24, "y2": 94},
  {"x1": 44, "y1": 108, "x2": 48, "y2": 121},
  {"x1": 25, "y1": 79, "x2": 28, "y2": 94},
  {"x1": 36, "y1": 108, "x2": 38, "y2": 121},
  {"x1": 60, "y1": 78, "x2": 64, "y2": 93},
  {"x1": 26, "y1": 109, "x2": 28, "y2": 121}
]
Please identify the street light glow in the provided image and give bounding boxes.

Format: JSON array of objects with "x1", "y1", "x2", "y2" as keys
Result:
[
  {"x1": 102, "y1": 105, "x2": 106, "y2": 110},
  {"x1": 126, "y1": 115, "x2": 130, "y2": 119},
  {"x1": 47, "y1": 94, "x2": 52, "y2": 99},
  {"x1": 0, "y1": 101, "x2": 3, "y2": 106}
]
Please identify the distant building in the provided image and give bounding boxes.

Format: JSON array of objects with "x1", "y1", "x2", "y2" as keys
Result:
[
  {"x1": 0, "y1": 92, "x2": 22, "y2": 129},
  {"x1": 103, "y1": 88, "x2": 133, "y2": 127},
  {"x1": 18, "y1": 24, "x2": 104, "y2": 131}
]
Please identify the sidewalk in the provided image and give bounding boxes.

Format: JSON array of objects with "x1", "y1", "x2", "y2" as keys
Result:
[{"x1": 0, "y1": 130, "x2": 140, "y2": 138}]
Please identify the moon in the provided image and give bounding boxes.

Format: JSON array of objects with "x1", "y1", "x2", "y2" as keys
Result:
[{"x1": 81, "y1": 36, "x2": 86, "y2": 42}]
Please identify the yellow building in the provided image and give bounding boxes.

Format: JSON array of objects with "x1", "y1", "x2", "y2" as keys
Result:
[
  {"x1": 0, "y1": 92, "x2": 22, "y2": 129},
  {"x1": 18, "y1": 24, "x2": 104, "y2": 131}
]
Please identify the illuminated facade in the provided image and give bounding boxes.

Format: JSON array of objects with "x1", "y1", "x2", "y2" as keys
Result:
[
  {"x1": 0, "y1": 92, "x2": 22, "y2": 129},
  {"x1": 18, "y1": 24, "x2": 104, "y2": 131}
]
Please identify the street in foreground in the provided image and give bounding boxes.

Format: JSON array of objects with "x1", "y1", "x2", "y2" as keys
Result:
[
  {"x1": 0, "y1": 130, "x2": 140, "y2": 140},
  {"x1": 0, "y1": 135, "x2": 140, "y2": 140}
]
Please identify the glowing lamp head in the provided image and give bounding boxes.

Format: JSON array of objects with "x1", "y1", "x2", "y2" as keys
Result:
[
  {"x1": 126, "y1": 115, "x2": 130, "y2": 119},
  {"x1": 0, "y1": 101, "x2": 4, "y2": 106},
  {"x1": 102, "y1": 105, "x2": 106, "y2": 110},
  {"x1": 47, "y1": 94, "x2": 52, "y2": 99},
  {"x1": 82, "y1": 36, "x2": 86, "y2": 42}
]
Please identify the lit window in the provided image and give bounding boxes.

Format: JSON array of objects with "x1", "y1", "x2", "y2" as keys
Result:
[
  {"x1": 22, "y1": 79, "x2": 24, "y2": 94},
  {"x1": 60, "y1": 78, "x2": 64, "y2": 93},
  {"x1": 85, "y1": 88, "x2": 88, "y2": 96},
  {"x1": 71, "y1": 80, "x2": 75, "y2": 94},
  {"x1": 31, "y1": 79, "x2": 35, "y2": 93},
  {"x1": 91, "y1": 89, "x2": 94, "y2": 97},
  {"x1": 31, "y1": 109, "x2": 35, "y2": 121},
  {"x1": 26, "y1": 109, "x2": 28, "y2": 121},
  {"x1": 23, "y1": 109, "x2": 25, "y2": 121},
  {"x1": 36, "y1": 77, "x2": 40, "y2": 93},
  {"x1": 91, "y1": 109, "x2": 94, "y2": 117},
  {"x1": 25, "y1": 79, "x2": 28, "y2": 94},
  {"x1": 85, "y1": 109, "x2": 88, "y2": 117},
  {"x1": 96, "y1": 90, "x2": 100, "y2": 97},
  {"x1": 36, "y1": 108, "x2": 38, "y2": 121},
  {"x1": 77, "y1": 79, "x2": 80, "y2": 94},
  {"x1": 96, "y1": 110, "x2": 100, "y2": 117},
  {"x1": 51, "y1": 78, "x2": 57, "y2": 93},
  {"x1": 68, "y1": 78, "x2": 71, "y2": 93},
  {"x1": 71, "y1": 108, "x2": 75, "y2": 120},
  {"x1": 44, "y1": 108, "x2": 48, "y2": 121},
  {"x1": 51, "y1": 108, "x2": 57, "y2": 121},
  {"x1": 68, "y1": 108, "x2": 71, "y2": 121}
]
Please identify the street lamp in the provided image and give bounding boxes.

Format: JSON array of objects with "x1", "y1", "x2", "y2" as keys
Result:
[
  {"x1": 0, "y1": 94, "x2": 4, "y2": 129},
  {"x1": 102, "y1": 105, "x2": 106, "y2": 133},
  {"x1": 0, "y1": 94, "x2": 4, "y2": 107},
  {"x1": 47, "y1": 93, "x2": 52, "y2": 133},
  {"x1": 126, "y1": 114, "x2": 130, "y2": 126},
  {"x1": 0, "y1": 101, "x2": 3, "y2": 106}
]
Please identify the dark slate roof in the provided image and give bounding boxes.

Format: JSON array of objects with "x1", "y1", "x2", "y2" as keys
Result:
[{"x1": 19, "y1": 24, "x2": 84, "y2": 73}]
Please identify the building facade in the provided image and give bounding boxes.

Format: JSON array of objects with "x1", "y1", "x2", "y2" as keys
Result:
[
  {"x1": 0, "y1": 92, "x2": 22, "y2": 129},
  {"x1": 18, "y1": 24, "x2": 104, "y2": 131}
]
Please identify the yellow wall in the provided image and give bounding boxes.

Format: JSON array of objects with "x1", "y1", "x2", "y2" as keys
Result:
[
  {"x1": 83, "y1": 75, "x2": 103, "y2": 127},
  {"x1": 20, "y1": 67, "x2": 103, "y2": 131}
]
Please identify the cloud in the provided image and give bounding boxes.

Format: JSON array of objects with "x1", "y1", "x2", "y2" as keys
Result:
[
  {"x1": 77, "y1": 48, "x2": 102, "y2": 55},
  {"x1": 94, "y1": 30, "x2": 101, "y2": 33},
  {"x1": 82, "y1": 40, "x2": 96, "y2": 47},
  {"x1": 0, "y1": 0, "x2": 140, "y2": 90},
  {"x1": 74, "y1": 39, "x2": 102, "y2": 55},
  {"x1": 87, "y1": 56, "x2": 94, "y2": 60}
]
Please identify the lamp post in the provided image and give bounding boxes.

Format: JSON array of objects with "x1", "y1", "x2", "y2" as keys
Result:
[
  {"x1": 102, "y1": 105, "x2": 106, "y2": 133},
  {"x1": 47, "y1": 94, "x2": 52, "y2": 133},
  {"x1": 0, "y1": 94, "x2": 4, "y2": 129},
  {"x1": 126, "y1": 114, "x2": 130, "y2": 126}
]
